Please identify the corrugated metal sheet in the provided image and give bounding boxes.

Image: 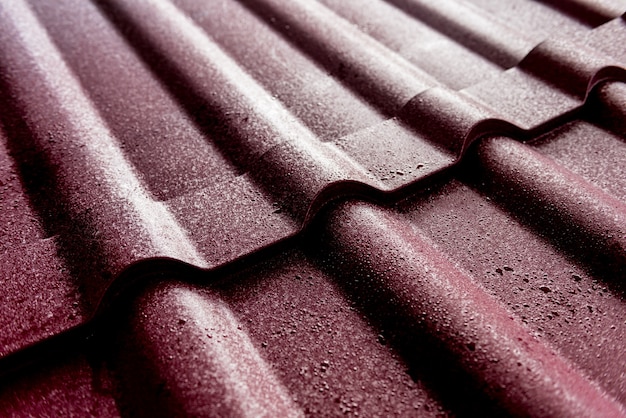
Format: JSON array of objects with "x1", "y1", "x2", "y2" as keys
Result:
[{"x1": 0, "y1": 0, "x2": 625, "y2": 416}]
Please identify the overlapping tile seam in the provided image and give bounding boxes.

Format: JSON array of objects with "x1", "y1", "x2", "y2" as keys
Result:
[
  {"x1": 50, "y1": 114, "x2": 626, "y2": 417},
  {"x1": 97, "y1": 97, "x2": 626, "y2": 416},
  {"x1": 90, "y1": 2, "x2": 626, "y2": 226},
  {"x1": 0, "y1": 0, "x2": 625, "y2": 367}
]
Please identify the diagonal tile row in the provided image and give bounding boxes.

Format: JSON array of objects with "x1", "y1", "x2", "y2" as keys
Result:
[
  {"x1": 0, "y1": 0, "x2": 625, "y2": 415},
  {"x1": 1, "y1": 0, "x2": 625, "y2": 313},
  {"x1": 1, "y1": 99, "x2": 625, "y2": 415}
]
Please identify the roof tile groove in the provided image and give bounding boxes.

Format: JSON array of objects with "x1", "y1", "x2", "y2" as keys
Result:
[
  {"x1": 532, "y1": 118, "x2": 626, "y2": 201},
  {"x1": 335, "y1": 118, "x2": 455, "y2": 189},
  {"x1": 0, "y1": 126, "x2": 44, "y2": 252},
  {"x1": 0, "y1": 0, "x2": 625, "y2": 415},
  {"x1": 464, "y1": 0, "x2": 596, "y2": 39},
  {"x1": 216, "y1": 252, "x2": 447, "y2": 416},
  {"x1": 0, "y1": 239, "x2": 81, "y2": 357},
  {"x1": 0, "y1": 353, "x2": 119, "y2": 417}
]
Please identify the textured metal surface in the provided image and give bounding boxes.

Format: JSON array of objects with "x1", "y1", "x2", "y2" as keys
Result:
[{"x1": 0, "y1": 0, "x2": 625, "y2": 416}]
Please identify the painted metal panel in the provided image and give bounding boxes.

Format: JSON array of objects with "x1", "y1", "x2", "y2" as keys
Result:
[{"x1": 0, "y1": 0, "x2": 625, "y2": 415}]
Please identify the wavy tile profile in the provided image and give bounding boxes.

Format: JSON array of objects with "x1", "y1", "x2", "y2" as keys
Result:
[{"x1": 0, "y1": 0, "x2": 625, "y2": 416}]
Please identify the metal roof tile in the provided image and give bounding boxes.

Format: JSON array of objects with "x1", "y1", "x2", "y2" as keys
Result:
[
  {"x1": 0, "y1": 0, "x2": 625, "y2": 416},
  {"x1": 318, "y1": 199, "x2": 624, "y2": 417}
]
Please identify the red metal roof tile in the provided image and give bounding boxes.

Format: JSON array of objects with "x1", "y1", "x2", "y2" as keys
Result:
[
  {"x1": 0, "y1": 0, "x2": 625, "y2": 416},
  {"x1": 318, "y1": 200, "x2": 624, "y2": 417}
]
